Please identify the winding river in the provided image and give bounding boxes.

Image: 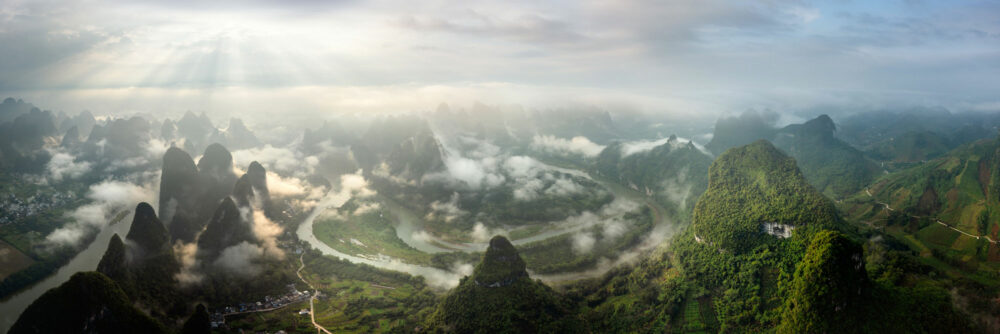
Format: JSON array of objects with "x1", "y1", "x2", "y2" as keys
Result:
[
  {"x1": 0, "y1": 163, "x2": 681, "y2": 333},
  {"x1": 297, "y1": 163, "x2": 679, "y2": 290},
  {"x1": 0, "y1": 211, "x2": 136, "y2": 334}
]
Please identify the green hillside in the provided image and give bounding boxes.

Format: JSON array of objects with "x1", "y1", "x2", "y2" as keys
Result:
[
  {"x1": 9, "y1": 272, "x2": 166, "y2": 334},
  {"x1": 594, "y1": 135, "x2": 713, "y2": 215},
  {"x1": 425, "y1": 236, "x2": 585, "y2": 333},
  {"x1": 772, "y1": 115, "x2": 882, "y2": 197},
  {"x1": 691, "y1": 140, "x2": 839, "y2": 253},
  {"x1": 706, "y1": 113, "x2": 881, "y2": 197},
  {"x1": 845, "y1": 136, "x2": 1000, "y2": 284}
]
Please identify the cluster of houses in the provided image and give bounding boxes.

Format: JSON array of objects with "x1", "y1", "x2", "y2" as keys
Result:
[
  {"x1": 210, "y1": 284, "x2": 313, "y2": 329},
  {"x1": 0, "y1": 190, "x2": 76, "y2": 224}
]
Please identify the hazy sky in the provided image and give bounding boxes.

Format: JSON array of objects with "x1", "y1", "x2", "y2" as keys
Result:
[{"x1": 1, "y1": 0, "x2": 998, "y2": 119}]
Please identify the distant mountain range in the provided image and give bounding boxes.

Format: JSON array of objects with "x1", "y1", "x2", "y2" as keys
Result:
[{"x1": 706, "y1": 112, "x2": 881, "y2": 197}]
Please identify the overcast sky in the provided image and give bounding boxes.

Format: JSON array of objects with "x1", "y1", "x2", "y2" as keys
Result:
[{"x1": 1, "y1": 0, "x2": 998, "y2": 120}]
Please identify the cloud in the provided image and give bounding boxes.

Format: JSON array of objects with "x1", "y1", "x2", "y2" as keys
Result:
[
  {"x1": 395, "y1": 12, "x2": 585, "y2": 47},
  {"x1": 544, "y1": 197, "x2": 640, "y2": 235},
  {"x1": 439, "y1": 155, "x2": 505, "y2": 190},
  {"x1": 44, "y1": 149, "x2": 92, "y2": 183},
  {"x1": 427, "y1": 192, "x2": 467, "y2": 223},
  {"x1": 603, "y1": 220, "x2": 626, "y2": 239},
  {"x1": 339, "y1": 170, "x2": 375, "y2": 197},
  {"x1": 213, "y1": 241, "x2": 264, "y2": 276},
  {"x1": 620, "y1": 136, "x2": 711, "y2": 156},
  {"x1": 502, "y1": 155, "x2": 542, "y2": 178},
  {"x1": 245, "y1": 201, "x2": 285, "y2": 259},
  {"x1": 424, "y1": 136, "x2": 509, "y2": 190},
  {"x1": 544, "y1": 177, "x2": 583, "y2": 197},
  {"x1": 173, "y1": 241, "x2": 203, "y2": 285},
  {"x1": 46, "y1": 179, "x2": 155, "y2": 247},
  {"x1": 531, "y1": 135, "x2": 605, "y2": 157},
  {"x1": 470, "y1": 222, "x2": 505, "y2": 243},
  {"x1": 512, "y1": 179, "x2": 544, "y2": 201},
  {"x1": 572, "y1": 232, "x2": 596, "y2": 254},
  {"x1": 0, "y1": 2, "x2": 110, "y2": 89},
  {"x1": 450, "y1": 261, "x2": 474, "y2": 277},
  {"x1": 232, "y1": 145, "x2": 318, "y2": 177},
  {"x1": 266, "y1": 171, "x2": 307, "y2": 197},
  {"x1": 411, "y1": 230, "x2": 434, "y2": 243},
  {"x1": 353, "y1": 201, "x2": 380, "y2": 215},
  {"x1": 660, "y1": 167, "x2": 694, "y2": 208},
  {"x1": 2, "y1": 0, "x2": 1000, "y2": 119}
]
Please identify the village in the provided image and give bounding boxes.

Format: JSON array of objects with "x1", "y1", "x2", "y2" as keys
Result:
[
  {"x1": 209, "y1": 284, "x2": 315, "y2": 330},
  {"x1": 0, "y1": 190, "x2": 77, "y2": 225}
]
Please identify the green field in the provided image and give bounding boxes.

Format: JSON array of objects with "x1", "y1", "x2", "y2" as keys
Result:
[
  {"x1": 225, "y1": 301, "x2": 314, "y2": 333},
  {"x1": 303, "y1": 252, "x2": 435, "y2": 333},
  {"x1": 916, "y1": 224, "x2": 960, "y2": 248},
  {"x1": 0, "y1": 239, "x2": 34, "y2": 280},
  {"x1": 312, "y1": 199, "x2": 433, "y2": 265}
]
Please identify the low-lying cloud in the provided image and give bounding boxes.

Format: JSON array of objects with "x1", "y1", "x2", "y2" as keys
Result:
[
  {"x1": 572, "y1": 232, "x2": 596, "y2": 254},
  {"x1": 213, "y1": 241, "x2": 265, "y2": 276},
  {"x1": 173, "y1": 241, "x2": 203, "y2": 285},
  {"x1": 531, "y1": 135, "x2": 605, "y2": 157},
  {"x1": 46, "y1": 179, "x2": 156, "y2": 247},
  {"x1": 427, "y1": 192, "x2": 468, "y2": 223},
  {"x1": 620, "y1": 136, "x2": 711, "y2": 157},
  {"x1": 44, "y1": 149, "x2": 92, "y2": 183}
]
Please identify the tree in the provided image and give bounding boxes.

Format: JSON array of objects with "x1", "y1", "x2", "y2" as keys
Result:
[{"x1": 779, "y1": 231, "x2": 870, "y2": 334}]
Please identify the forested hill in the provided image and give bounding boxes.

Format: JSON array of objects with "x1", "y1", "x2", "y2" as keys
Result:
[
  {"x1": 771, "y1": 115, "x2": 881, "y2": 197},
  {"x1": 425, "y1": 236, "x2": 585, "y2": 333},
  {"x1": 9, "y1": 272, "x2": 167, "y2": 334},
  {"x1": 691, "y1": 140, "x2": 839, "y2": 253}
]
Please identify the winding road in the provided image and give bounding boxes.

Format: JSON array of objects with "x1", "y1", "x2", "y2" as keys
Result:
[
  {"x1": 864, "y1": 188, "x2": 998, "y2": 244},
  {"x1": 297, "y1": 253, "x2": 332, "y2": 334}
]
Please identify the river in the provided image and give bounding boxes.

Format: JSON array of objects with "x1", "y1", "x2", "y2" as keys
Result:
[
  {"x1": 0, "y1": 211, "x2": 136, "y2": 333},
  {"x1": 0, "y1": 164, "x2": 680, "y2": 333},
  {"x1": 295, "y1": 188, "x2": 467, "y2": 290},
  {"x1": 297, "y1": 163, "x2": 680, "y2": 290}
]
